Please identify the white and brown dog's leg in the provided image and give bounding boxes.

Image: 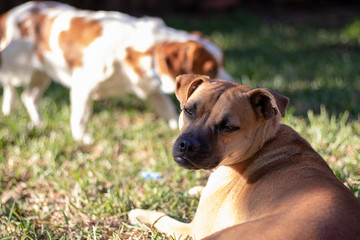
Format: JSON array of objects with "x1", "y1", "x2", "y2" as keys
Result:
[
  {"x1": 70, "y1": 86, "x2": 94, "y2": 144},
  {"x1": 147, "y1": 91, "x2": 178, "y2": 130},
  {"x1": 2, "y1": 83, "x2": 18, "y2": 116},
  {"x1": 128, "y1": 209, "x2": 192, "y2": 239},
  {"x1": 21, "y1": 71, "x2": 51, "y2": 127}
]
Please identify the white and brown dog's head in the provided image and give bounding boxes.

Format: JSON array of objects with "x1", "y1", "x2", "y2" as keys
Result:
[
  {"x1": 151, "y1": 40, "x2": 233, "y2": 94},
  {"x1": 124, "y1": 39, "x2": 233, "y2": 94},
  {"x1": 172, "y1": 74, "x2": 289, "y2": 170},
  {"x1": 155, "y1": 41, "x2": 220, "y2": 78}
]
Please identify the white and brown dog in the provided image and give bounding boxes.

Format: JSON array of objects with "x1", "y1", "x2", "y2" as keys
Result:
[
  {"x1": 0, "y1": 1, "x2": 233, "y2": 144},
  {"x1": 129, "y1": 74, "x2": 360, "y2": 239}
]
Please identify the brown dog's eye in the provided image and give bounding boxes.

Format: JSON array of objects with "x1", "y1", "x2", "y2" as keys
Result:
[
  {"x1": 218, "y1": 120, "x2": 240, "y2": 133},
  {"x1": 184, "y1": 107, "x2": 193, "y2": 117}
]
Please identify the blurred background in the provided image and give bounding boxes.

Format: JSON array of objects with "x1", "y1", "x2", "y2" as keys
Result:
[{"x1": 1, "y1": 0, "x2": 360, "y2": 16}]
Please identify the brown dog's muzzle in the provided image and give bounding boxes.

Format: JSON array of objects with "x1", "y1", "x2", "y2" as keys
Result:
[
  {"x1": 173, "y1": 135, "x2": 200, "y2": 169},
  {"x1": 178, "y1": 137, "x2": 200, "y2": 157},
  {"x1": 172, "y1": 131, "x2": 220, "y2": 170}
]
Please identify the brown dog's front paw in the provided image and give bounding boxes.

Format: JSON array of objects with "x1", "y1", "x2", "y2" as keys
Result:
[
  {"x1": 128, "y1": 208, "x2": 161, "y2": 226},
  {"x1": 128, "y1": 208, "x2": 167, "y2": 227},
  {"x1": 128, "y1": 209, "x2": 147, "y2": 225}
]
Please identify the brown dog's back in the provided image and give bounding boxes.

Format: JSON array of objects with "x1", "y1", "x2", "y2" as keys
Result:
[{"x1": 205, "y1": 124, "x2": 360, "y2": 240}]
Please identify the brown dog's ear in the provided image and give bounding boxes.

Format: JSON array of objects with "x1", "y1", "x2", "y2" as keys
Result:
[
  {"x1": 175, "y1": 74, "x2": 210, "y2": 109},
  {"x1": 248, "y1": 88, "x2": 289, "y2": 119}
]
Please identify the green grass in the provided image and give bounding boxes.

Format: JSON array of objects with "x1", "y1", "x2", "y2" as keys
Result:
[{"x1": 1, "y1": 8, "x2": 360, "y2": 239}]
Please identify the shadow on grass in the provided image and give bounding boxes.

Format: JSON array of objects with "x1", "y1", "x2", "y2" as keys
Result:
[
  {"x1": 42, "y1": 81, "x2": 148, "y2": 115},
  {"x1": 43, "y1": 82, "x2": 70, "y2": 107},
  {"x1": 225, "y1": 42, "x2": 360, "y2": 117},
  {"x1": 282, "y1": 87, "x2": 360, "y2": 117},
  {"x1": 164, "y1": 8, "x2": 360, "y2": 118}
]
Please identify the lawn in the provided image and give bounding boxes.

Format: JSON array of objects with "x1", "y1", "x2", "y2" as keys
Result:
[{"x1": 1, "y1": 7, "x2": 360, "y2": 239}]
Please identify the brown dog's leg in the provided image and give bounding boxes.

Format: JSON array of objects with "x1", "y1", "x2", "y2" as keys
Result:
[{"x1": 128, "y1": 209, "x2": 192, "y2": 239}]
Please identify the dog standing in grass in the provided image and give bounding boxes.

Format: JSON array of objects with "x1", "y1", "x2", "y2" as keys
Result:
[
  {"x1": 129, "y1": 74, "x2": 360, "y2": 239},
  {"x1": 0, "y1": 1, "x2": 233, "y2": 144}
]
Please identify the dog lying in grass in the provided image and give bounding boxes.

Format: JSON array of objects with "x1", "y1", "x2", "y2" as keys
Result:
[
  {"x1": 0, "y1": 1, "x2": 233, "y2": 144},
  {"x1": 129, "y1": 74, "x2": 360, "y2": 239}
]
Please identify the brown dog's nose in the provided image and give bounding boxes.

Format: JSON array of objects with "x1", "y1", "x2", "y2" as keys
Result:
[{"x1": 178, "y1": 138, "x2": 199, "y2": 156}]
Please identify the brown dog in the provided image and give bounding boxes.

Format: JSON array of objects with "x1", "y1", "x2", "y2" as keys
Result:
[{"x1": 129, "y1": 74, "x2": 360, "y2": 239}]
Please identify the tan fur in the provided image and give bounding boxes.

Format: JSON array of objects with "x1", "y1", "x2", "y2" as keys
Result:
[
  {"x1": 129, "y1": 74, "x2": 360, "y2": 239},
  {"x1": 58, "y1": 17, "x2": 103, "y2": 69}
]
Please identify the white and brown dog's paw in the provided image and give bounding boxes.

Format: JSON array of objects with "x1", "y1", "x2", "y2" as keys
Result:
[{"x1": 82, "y1": 133, "x2": 94, "y2": 145}]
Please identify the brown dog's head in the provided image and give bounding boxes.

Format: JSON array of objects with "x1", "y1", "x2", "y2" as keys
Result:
[{"x1": 172, "y1": 74, "x2": 289, "y2": 170}]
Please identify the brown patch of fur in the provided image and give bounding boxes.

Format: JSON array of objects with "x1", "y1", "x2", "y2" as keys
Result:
[
  {"x1": 0, "y1": 12, "x2": 8, "y2": 44},
  {"x1": 190, "y1": 43, "x2": 218, "y2": 78},
  {"x1": 156, "y1": 41, "x2": 219, "y2": 79},
  {"x1": 34, "y1": 14, "x2": 55, "y2": 62},
  {"x1": 17, "y1": 14, "x2": 36, "y2": 38},
  {"x1": 125, "y1": 47, "x2": 151, "y2": 77},
  {"x1": 58, "y1": 17, "x2": 102, "y2": 69},
  {"x1": 17, "y1": 7, "x2": 46, "y2": 38}
]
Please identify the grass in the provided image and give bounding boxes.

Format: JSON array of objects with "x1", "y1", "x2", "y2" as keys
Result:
[{"x1": 1, "y1": 6, "x2": 360, "y2": 239}]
